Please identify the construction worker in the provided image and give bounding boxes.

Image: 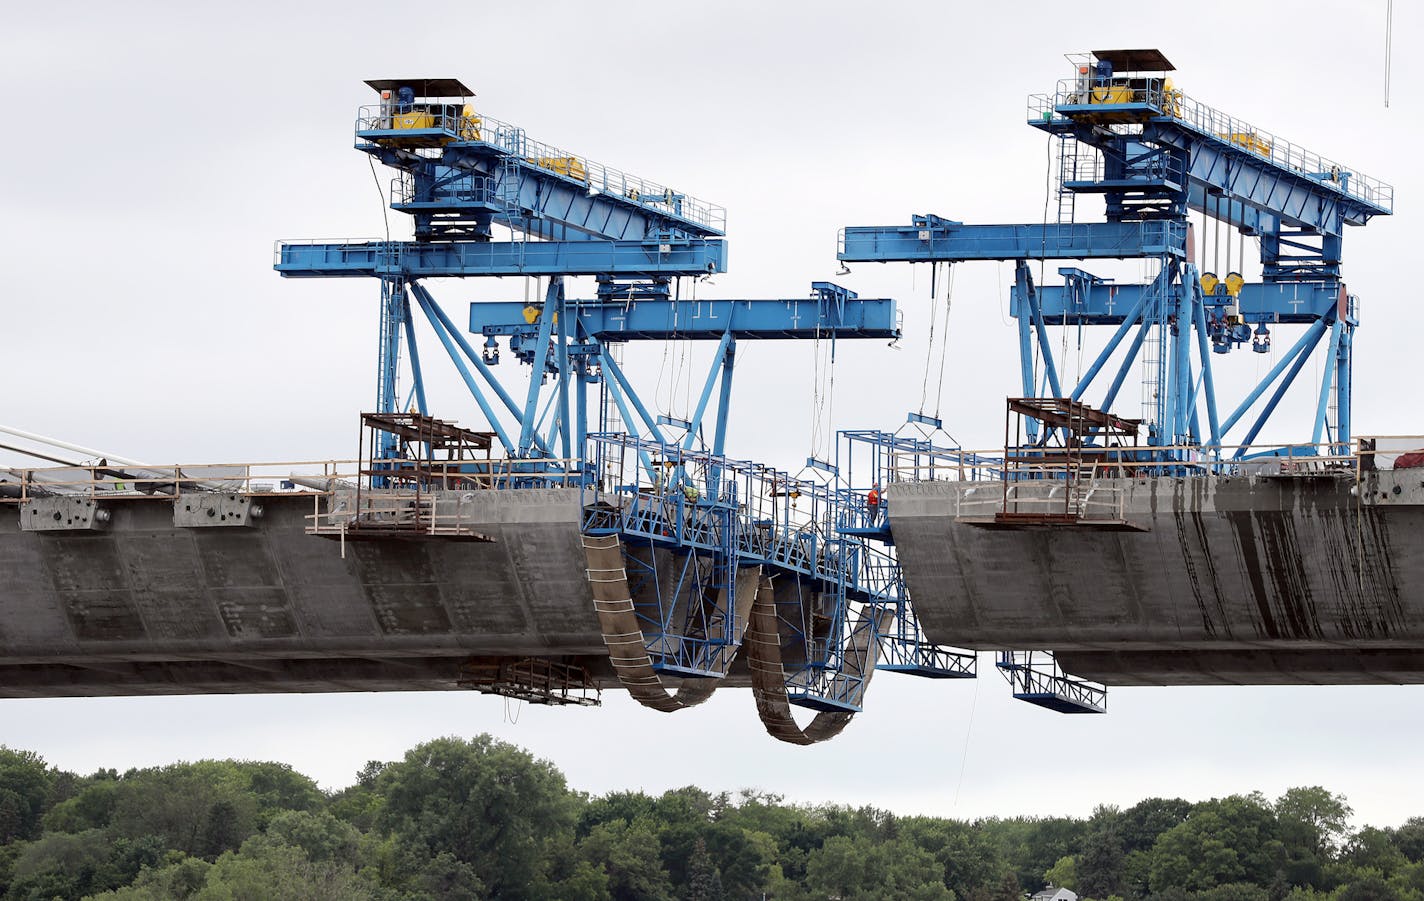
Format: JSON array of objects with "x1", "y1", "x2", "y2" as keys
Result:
[
  {"x1": 683, "y1": 481, "x2": 700, "y2": 504},
  {"x1": 867, "y1": 483, "x2": 881, "y2": 522}
]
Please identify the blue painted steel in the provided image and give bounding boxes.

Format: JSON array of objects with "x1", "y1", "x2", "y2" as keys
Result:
[
  {"x1": 1313, "y1": 319, "x2": 1344, "y2": 446},
  {"x1": 1217, "y1": 319, "x2": 1330, "y2": 438},
  {"x1": 599, "y1": 350, "x2": 668, "y2": 446},
  {"x1": 469, "y1": 295, "x2": 900, "y2": 341},
  {"x1": 283, "y1": 84, "x2": 923, "y2": 716},
  {"x1": 839, "y1": 217, "x2": 1187, "y2": 263},
  {"x1": 1032, "y1": 281, "x2": 1343, "y2": 324},
  {"x1": 713, "y1": 343, "x2": 735, "y2": 457},
  {"x1": 1336, "y1": 320, "x2": 1353, "y2": 445},
  {"x1": 373, "y1": 277, "x2": 410, "y2": 461},
  {"x1": 1070, "y1": 291, "x2": 1149, "y2": 400},
  {"x1": 1233, "y1": 323, "x2": 1328, "y2": 457},
  {"x1": 997, "y1": 651, "x2": 1106, "y2": 713},
  {"x1": 683, "y1": 331, "x2": 733, "y2": 451},
  {"x1": 412, "y1": 291, "x2": 519, "y2": 455},
  {"x1": 1191, "y1": 297, "x2": 1223, "y2": 446},
  {"x1": 410, "y1": 284, "x2": 543, "y2": 450},
  {"x1": 399, "y1": 291, "x2": 428, "y2": 417},
  {"x1": 1018, "y1": 265, "x2": 1064, "y2": 400},
  {"x1": 518, "y1": 279, "x2": 561, "y2": 456},
  {"x1": 275, "y1": 239, "x2": 727, "y2": 278},
  {"x1": 353, "y1": 108, "x2": 725, "y2": 240}
]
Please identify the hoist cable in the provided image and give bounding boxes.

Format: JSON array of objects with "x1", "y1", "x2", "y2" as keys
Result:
[{"x1": 935, "y1": 264, "x2": 956, "y2": 419}]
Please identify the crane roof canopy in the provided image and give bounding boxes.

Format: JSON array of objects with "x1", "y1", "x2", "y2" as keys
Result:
[
  {"x1": 363, "y1": 78, "x2": 474, "y2": 98},
  {"x1": 1091, "y1": 49, "x2": 1175, "y2": 72}
]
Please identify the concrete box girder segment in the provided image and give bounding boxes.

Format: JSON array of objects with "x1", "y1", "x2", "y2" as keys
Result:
[{"x1": 274, "y1": 239, "x2": 727, "y2": 279}]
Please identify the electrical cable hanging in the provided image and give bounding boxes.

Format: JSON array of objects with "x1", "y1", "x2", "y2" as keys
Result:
[
  {"x1": 933, "y1": 263, "x2": 956, "y2": 420},
  {"x1": 367, "y1": 156, "x2": 391, "y2": 243},
  {"x1": 808, "y1": 293, "x2": 840, "y2": 464},
  {"x1": 1385, "y1": 0, "x2": 1394, "y2": 108},
  {"x1": 919, "y1": 263, "x2": 939, "y2": 414},
  {"x1": 655, "y1": 278, "x2": 678, "y2": 421}
]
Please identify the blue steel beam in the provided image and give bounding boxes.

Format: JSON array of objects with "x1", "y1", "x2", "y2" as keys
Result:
[
  {"x1": 1142, "y1": 121, "x2": 1389, "y2": 228},
  {"x1": 1028, "y1": 281, "x2": 1343, "y2": 325},
  {"x1": 469, "y1": 297, "x2": 900, "y2": 341},
  {"x1": 275, "y1": 239, "x2": 727, "y2": 278},
  {"x1": 839, "y1": 217, "x2": 1186, "y2": 263},
  {"x1": 1033, "y1": 104, "x2": 1390, "y2": 228},
  {"x1": 518, "y1": 279, "x2": 561, "y2": 456},
  {"x1": 389, "y1": 160, "x2": 706, "y2": 243},
  {"x1": 358, "y1": 120, "x2": 725, "y2": 240},
  {"x1": 684, "y1": 331, "x2": 734, "y2": 451}
]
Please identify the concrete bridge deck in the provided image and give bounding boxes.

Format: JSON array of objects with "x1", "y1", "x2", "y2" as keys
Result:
[
  {"x1": 0, "y1": 489, "x2": 610, "y2": 697},
  {"x1": 889, "y1": 468, "x2": 1424, "y2": 685},
  {"x1": 3, "y1": 465, "x2": 1423, "y2": 698}
]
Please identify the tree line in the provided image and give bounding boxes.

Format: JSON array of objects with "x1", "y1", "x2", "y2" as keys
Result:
[{"x1": 0, "y1": 735, "x2": 1418, "y2": 900}]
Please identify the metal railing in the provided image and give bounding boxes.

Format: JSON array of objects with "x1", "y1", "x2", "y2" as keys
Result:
[
  {"x1": 391, "y1": 173, "x2": 494, "y2": 206},
  {"x1": 581, "y1": 433, "x2": 901, "y2": 603},
  {"x1": 354, "y1": 106, "x2": 726, "y2": 233},
  {"x1": 0, "y1": 455, "x2": 586, "y2": 503},
  {"x1": 306, "y1": 491, "x2": 492, "y2": 539},
  {"x1": 1029, "y1": 80, "x2": 1393, "y2": 213},
  {"x1": 272, "y1": 238, "x2": 385, "y2": 267},
  {"x1": 885, "y1": 439, "x2": 1383, "y2": 485},
  {"x1": 0, "y1": 460, "x2": 360, "y2": 503}
]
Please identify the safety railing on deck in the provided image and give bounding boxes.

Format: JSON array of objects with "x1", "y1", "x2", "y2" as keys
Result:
[
  {"x1": 1028, "y1": 80, "x2": 1393, "y2": 213},
  {"x1": 884, "y1": 440, "x2": 1379, "y2": 485},
  {"x1": 581, "y1": 433, "x2": 898, "y2": 603},
  {"x1": 306, "y1": 491, "x2": 493, "y2": 539},
  {"x1": 354, "y1": 106, "x2": 726, "y2": 233},
  {"x1": 0, "y1": 460, "x2": 360, "y2": 503},
  {"x1": 0, "y1": 456, "x2": 586, "y2": 503}
]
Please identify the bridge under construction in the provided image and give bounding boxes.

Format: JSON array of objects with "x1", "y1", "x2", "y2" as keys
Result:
[{"x1": 0, "y1": 52, "x2": 1410, "y2": 742}]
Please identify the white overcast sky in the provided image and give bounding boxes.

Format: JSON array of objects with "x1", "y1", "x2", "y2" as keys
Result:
[{"x1": 3, "y1": 1, "x2": 1423, "y2": 827}]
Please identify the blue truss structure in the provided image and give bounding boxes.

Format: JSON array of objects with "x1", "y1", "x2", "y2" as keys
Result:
[
  {"x1": 838, "y1": 51, "x2": 1392, "y2": 712},
  {"x1": 277, "y1": 80, "x2": 969, "y2": 715},
  {"x1": 840, "y1": 51, "x2": 1391, "y2": 462}
]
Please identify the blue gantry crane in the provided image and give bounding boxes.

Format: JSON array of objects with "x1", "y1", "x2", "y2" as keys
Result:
[
  {"x1": 838, "y1": 49, "x2": 1392, "y2": 713},
  {"x1": 276, "y1": 79, "x2": 970, "y2": 741},
  {"x1": 842, "y1": 49, "x2": 1391, "y2": 458}
]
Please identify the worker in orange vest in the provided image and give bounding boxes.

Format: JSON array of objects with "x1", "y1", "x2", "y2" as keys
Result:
[{"x1": 867, "y1": 483, "x2": 881, "y2": 522}]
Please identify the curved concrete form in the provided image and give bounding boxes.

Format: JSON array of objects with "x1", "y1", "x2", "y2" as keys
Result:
[
  {"x1": 745, "y1": 577, "x2": 889, "y2": 745},
  {"x1": 581, "y1": 532, "x2": 758, "y2": 711}
]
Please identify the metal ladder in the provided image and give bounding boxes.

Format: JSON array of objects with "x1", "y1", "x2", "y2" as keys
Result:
[{"x1": 1055, "y1": 132, "x2": 1079, "y2": 226}]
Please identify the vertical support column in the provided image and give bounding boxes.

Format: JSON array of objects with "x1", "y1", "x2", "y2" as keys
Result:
[
  {"x1": 1168, "y1": 261, "x2": 1194, "y2": 446},
  {"x1": 399, "y1": 289, "x2": 428, "y2": 417},
  {"x1": 1314, "y1": 319, "x2": 1344, "y2": 447},
  {"x1": 518, "y1": 278, "x2": 561, "y2": 457},
  {"x1": 376, "y1": 275, "x2": 406, "y2": 459},
  {"x1": 713, "y1": 337, "x2": 736, "y2": 457},
  {"x1": 1189, "y1": 277, "x2": 1223, "y2": 449},
  {"x1": 1021, "y1": 264, "x2": 1063, "y2": 400},
  {"x1": 575, "y1": 327, "x2": 589, "y2": 482},
  {"x1": 555, "y1": 279, "x2": 573, "y2": 463},
  {"x1": 1013, "y1": 262, "x2": 1040, "y2": 443},
  {"x1": 1336, "y1": 319, "x2": 1353, "y2": 448},
  {"x1": 710, "y1": 335, "x2": 736, "y2": 501},
  {"x1": 684, "y1": 331, "x2": 734, "y2": 452}
]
